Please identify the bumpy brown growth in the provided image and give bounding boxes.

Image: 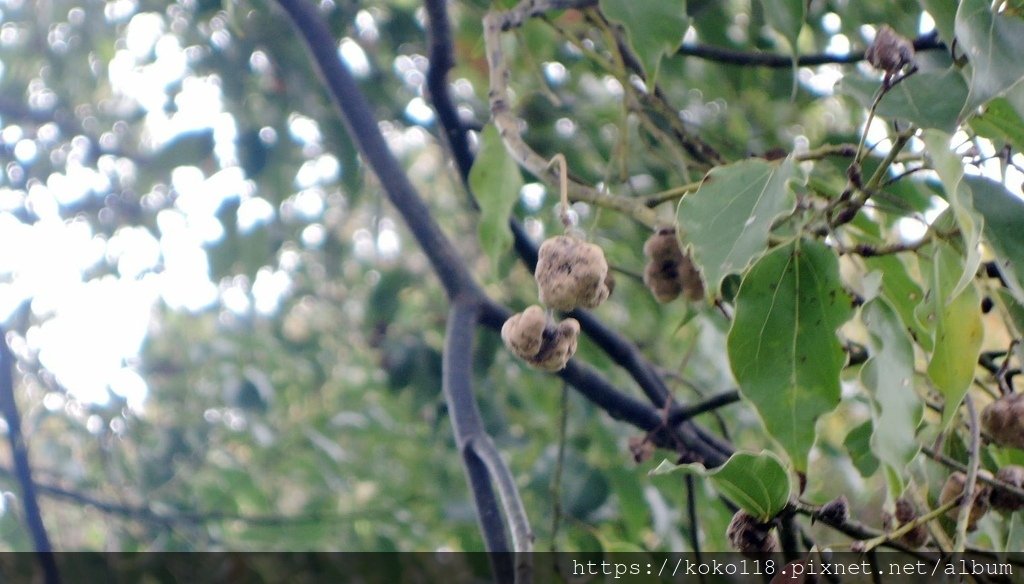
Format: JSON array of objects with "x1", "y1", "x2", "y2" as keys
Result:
[
  {"x1": 981, "y1": 392, "x2": 1024, "y2": 449},
  {"x1": 939, "y1": 470, "x2": 992, "y2": 531},
  {"x1": 882, "y1": 497, "x2": 928, "y2": 549},
  {"x1": 535, "y1": 235, "x2": 611, "y2": 311},
  {"x1": 726, "y1": 510, "x2": 779, "y2": 556},
  {"x1": 501, "y1": 305, "x2": 580, "y2": 372},
  {"x1": 991, "y1": 465, "x2": 1024, "y2": 512},
  {"x1": 642, "y1": 228, "x2": 703, "y2": 303},
  {"x1": 865, "y1": 25, "x2": 915, "y2": 75}
]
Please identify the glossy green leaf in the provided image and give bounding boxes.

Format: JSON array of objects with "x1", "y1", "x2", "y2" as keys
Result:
[
  {"x1": 844, "y1": 420, "x2": 880, "y2": 478},
  {"x1": 923, "y1": 242, "x2": 984, "y2": 429},
  {"x1": 839, "y1": 68, "x2": 968, "y2": 132},
  {"x1": 650, "y1": 450, "x2": 790, "y2": 522},
  {"x1": 860, "y1": 297, "x2": 922, "y2": 486},
  {"x1": 601, "y1": 0, "x2": 688, "y2": 82},
  {"x1": 469, "y1": 124, "x2": 522, "y2": 277},
  {"x1": 965, "y1": 175, "x2": 1024, "y2": 304},
  {"x1": 760, "y1": 0, "x2": 804, "y2": 55},
  {"x1": 956, "y1": 0, "x2": 1024, "y2": 115},
  {"x1": 922, "y1": 130, "x2": 983, "y2": 298},
  {"x1": 726, "y1": 239, "x2": 853, "y2": 471},
  {"x1": 677, "y1": 158, "x2": 797, "y2": 297}
]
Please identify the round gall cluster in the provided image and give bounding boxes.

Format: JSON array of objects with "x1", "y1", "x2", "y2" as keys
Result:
[
  {"x1": 501, "y1": 305, "x2": 580, "y2": 372},
  {"x1": 534, "y1": 235, "x2": 612, "y2": 311}
]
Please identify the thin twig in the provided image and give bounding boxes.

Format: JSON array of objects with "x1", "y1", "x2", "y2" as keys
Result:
[
  {"x1": 667, "y1": 390, "x2": 741, "y2": 425},
  {"x1": 482, "y1": 5, "x2": 659, "y2": 228},
  {"x1": 955, "y1": 394, "x2": 981, "y2": 553},
  {"x1": 0, "y1": 329, "x2": 59, "y2": 583},
  {"x1": 674, "y1": 31, "x2": 944, "y2": 68}
]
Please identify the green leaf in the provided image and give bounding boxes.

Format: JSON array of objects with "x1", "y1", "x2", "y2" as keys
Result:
[
  {"x1": 922, "y1": 129, "x2": 984, "y2": 298},
  {"x1": 650, "y1": 450, "x2": 790, "y2": 522},
  {"x1": 759, "y1": 0, "x2": 804, "y2": 55},
  {"x1": 864, "y1": 255, "x2": 931, "y2": 351},
  {"x1": 601, "y1": 0, "x2": 688, "y2": 83},
  {"x1": 923, "y1": 242, "x2": 984, "y2": 429},
  {"x1": 968, "y1": 97, "x2": 1024, "y2": 153},
  {"x1": 839, "y1": 68, "x2": 968, "y2": 132},
  {"x1": 844, "y1": 420, "x2": 880, "y2": 478},
  {"x1": 726, "y1": 239, "x2": 853, "y2": 471},
  {"x1": 956, "y1": 0, "x2": 1024, "y2": 116},
  {"x1": 997, "y1": 289, "x2": 1024, "y2": 337},
  {"x1": 469, "y1": 124, "x2": 522, "y2": 277},
  {"x1": 965, "y1": 175, "x2": 1024, "y2": 304},
  {"x1": 860, "y1": 297, "x2": 922, "y2": 486},
  {"x1": 677, "y1": 158, "x2": 798, "y2": 297}
]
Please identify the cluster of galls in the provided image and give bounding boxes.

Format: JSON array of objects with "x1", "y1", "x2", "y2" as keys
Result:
[
  {"x1": 938, "y1": 465, "x2": 1024, "y2": 533},
  {"x1": 501, "y1": 234, "x2": 611, "y2": 372},
  {"x1": 501, "y1": 305, "x2": 580, "y2": 372},
  {"x1": 642, "y1": 228, "x2": 703, "y2": 303},
  {"x1": 503, "y1": 227, "x2": 703, "y2": 371}
]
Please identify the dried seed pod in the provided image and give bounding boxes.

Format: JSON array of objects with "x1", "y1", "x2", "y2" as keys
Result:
[
  {"x1": 882, "y1": 497, "x2": 929, "y2": 549},
  {"x1": 865, "y1": 25, "x2": 915, "y2": 74},
  {"x1": 817, "y1": 495, "x2": 849, "y2": 525},
  {"x1": 727, "y1": 510, "x2": 779, "y2": 556},
  {"x1": 981, "y1": 392, "x2": 1024, "y2": 449},
  {"x1": 991, "y1": 465, "x2": 1024, "y2": 512},
  {"x1": 642, "y1": 228, "x2": 703, "y2": 303},
  {"x1": 939, "y1": 470, "x2": 992, "y2": 531},
  {"x1": 501, "y1": 305, "x2": 580, "y2": 372},
  {"x1": 535, "y1": 235, "x2": 611, "y2": 311}
]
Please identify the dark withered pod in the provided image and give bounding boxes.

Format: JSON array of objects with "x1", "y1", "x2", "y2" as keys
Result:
[
  {"x1": 865, "y1": 25, "x2": 915, "y2": 75},
  {"x1": 726, "y1": 509, "x2": 779, "y2": 556},
  {"x1": 642, "y1": 228, "x2": 703, "y2": 303},
  {"x1": 882, "y1": 497, "x2": 929, "y2": 549},
  {"x1": 982, "y1": 392, "x2": 1024, "y2": 450},
  {"x1": 939, "y1": 470, "x2": 992, "y2": 531},
  {"x1": 991, "y1": 465, "x2": 1024, "y2": 513}
]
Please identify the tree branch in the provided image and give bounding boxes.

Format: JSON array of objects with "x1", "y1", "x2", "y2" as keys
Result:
[
  {"x1": 0, "y1": 329, "x2": 59, "y2": 583},
  {"x1": 0, "y1": 464, "x2": 390, "y2": 528},
  {"x1": 444, "y1": 300, "x2": 519, "y2": 582},
  {"x1": 675, "y1": 31, "x2": 945, "y2": 68},
  {"x1": 482, "y1": 6, "x2": 660, "y2": 228},
  {"x1": 275, "y1": 0, "x2": 480, "y2": 303}
]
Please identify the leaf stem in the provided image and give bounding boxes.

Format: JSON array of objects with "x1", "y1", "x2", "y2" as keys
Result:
[
  {"x1": 859, "y1": 498, "x2": 959, "y2": 553},
  {"x1": 954, "y1": 394, "x2": 981, "y2": 553}
]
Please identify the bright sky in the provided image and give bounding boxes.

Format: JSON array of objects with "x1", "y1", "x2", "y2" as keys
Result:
[
  {"x1": 0, "y1": 4, "x2": 1021, "y2": 414},
  {"x1": 0, "y1": 4, "x2": 401, "y2": 410}
]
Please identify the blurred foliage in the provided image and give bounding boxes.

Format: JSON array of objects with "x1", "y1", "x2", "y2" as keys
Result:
[{"x1": 0, "y1": 0, "x2": 1021, "y2": 555}]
